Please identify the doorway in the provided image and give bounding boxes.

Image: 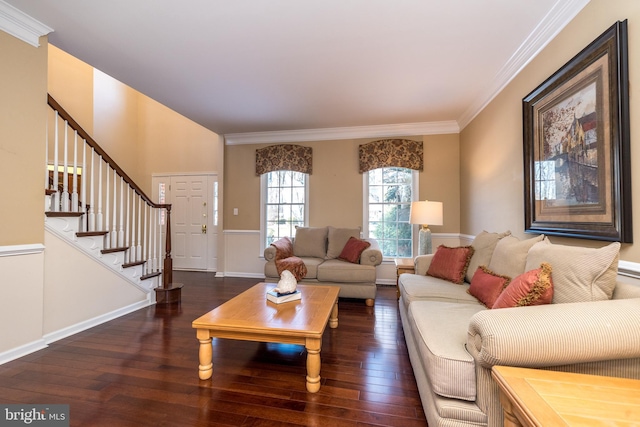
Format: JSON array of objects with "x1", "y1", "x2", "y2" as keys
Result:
[{"x1": 152, "y1": 173, "x2": 218, "y2": 271}]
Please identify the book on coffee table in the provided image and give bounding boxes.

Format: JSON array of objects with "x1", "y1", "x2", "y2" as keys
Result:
[{"x1": 266, "y1": 289, "x2": 301, "y2": 304}]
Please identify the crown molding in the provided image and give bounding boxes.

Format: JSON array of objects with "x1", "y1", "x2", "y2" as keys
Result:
[
  {"x1": 0, "y1": 0, "x2": 52, "y2": 47},
  {"x1": 457, "y1": 0, "x2": 591, "y2": 129},
  {"x1": 224, "y1": 120, "x2": 460, "y2": 145}
]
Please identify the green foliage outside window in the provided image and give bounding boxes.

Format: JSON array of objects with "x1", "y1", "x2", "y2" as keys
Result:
[{"x1": 368, "y1": 167, "x2": 413, "y2": 257}]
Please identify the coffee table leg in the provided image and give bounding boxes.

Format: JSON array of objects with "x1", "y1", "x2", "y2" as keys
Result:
[
  {"x1": 198, "y1": 335, "x2": 213, "y2": 380},
  {"x1": 305, "y1": 337, "x2": 321, "y2": 393},
  {"x1": 329, "y1": 301, "x2": 338, "y2": 329}
]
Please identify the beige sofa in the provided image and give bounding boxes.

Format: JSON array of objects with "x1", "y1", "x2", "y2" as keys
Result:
[
  {"x1": 264, "y1": 226, "x2": 383, "y2": 306},
  {"x1": 398, "y1": 231, "x2": 640, "y2": 427}
]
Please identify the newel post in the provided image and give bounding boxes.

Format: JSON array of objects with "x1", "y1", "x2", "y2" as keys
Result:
[{"x1": 155, "y1": 204, "x2": 183, "y2": 304}]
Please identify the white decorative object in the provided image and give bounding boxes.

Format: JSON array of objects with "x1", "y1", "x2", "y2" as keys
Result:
[{"x1": 273, "y1": 270, "x2": 297, "y2": 294}]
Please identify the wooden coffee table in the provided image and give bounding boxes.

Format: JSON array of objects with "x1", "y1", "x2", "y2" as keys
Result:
[{"x1": 192, "y1": 282, "x2": 339, "y2": 393}]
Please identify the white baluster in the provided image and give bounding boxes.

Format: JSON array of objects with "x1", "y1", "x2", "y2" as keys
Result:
[
  {"x1": 142, "y1": 203, "x2": 149, "y2": 273},
  {"x1": 137, "y1": 196, "x2": 142, "y2": 262},
  {"x1": 111, "y1": 170, "x2": 117, "y2": 247},
  {"x1": 105, "y1": 166, "x2": 110, "y2": 249},
  {"x1": 153, "y1": 208, "x2": 158, "y2": 272},
  {"x1": 88, "y1": 148, "x2": 96, "y2": 232},
  {"x1": 118, "y1": 177, "x2": 124, "y2": 247},
  {"x1": 96, "y1": 157, "x2": 103, "y2": 231},
  {"x1": 52, "y1": 111, "x2": 59, "y2": 211},
  {"x1": 81, "y1": 140, "x2": 87, "y2": 230},
  {"x1": 125, "y1": 185, "x2": 131, "y2": 263},
  {"x1": 61, "y1": 122, "x2": 69, "y2": 212},
  {"x1": 71, "y1": 130, "x2": 78, "y2": 213}
]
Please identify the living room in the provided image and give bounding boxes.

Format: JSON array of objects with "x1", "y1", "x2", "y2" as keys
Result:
[{"x1": 2, "y1": 0, "x2": 640, "y2": 424}]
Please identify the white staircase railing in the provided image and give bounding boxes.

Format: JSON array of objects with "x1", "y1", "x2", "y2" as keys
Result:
[{"x1": 45, "y1": 95, "x2": 180, "y2": 301}]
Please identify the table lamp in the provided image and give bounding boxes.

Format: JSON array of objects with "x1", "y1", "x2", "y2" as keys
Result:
[{"x1": 409, "y1": 200, "x2": 443, "y2": 255}]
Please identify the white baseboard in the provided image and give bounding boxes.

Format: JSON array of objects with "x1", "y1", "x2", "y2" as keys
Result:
[
  {"x1": 43, "y1": 298, "x2": 153, "y2": 345},
  {"x1": 0, "y1": 339, "x2": 48, "y2": 365}
]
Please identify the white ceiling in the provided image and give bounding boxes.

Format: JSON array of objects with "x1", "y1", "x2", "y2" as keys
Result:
[{"x1": 4, "y1": 0, "x2": 589, "y2": 143}]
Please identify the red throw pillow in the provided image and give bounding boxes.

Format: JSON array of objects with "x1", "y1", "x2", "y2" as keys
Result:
[
  {"x1": 468, "y1": 266, "x2": 511, "y2": 308},
  {"x1": 493, "y1": 263, "x2": 554, "y2": 309},
  {"x1": 426, "y1": 245, "x2": 475, "y2": 284},
  {"x1": 338, "y1": 237, "x2": 371, "y2": 263}
]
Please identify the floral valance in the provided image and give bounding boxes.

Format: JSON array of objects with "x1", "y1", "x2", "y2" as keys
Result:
[
  {"x1": 358, "y1": 139, "x2": 423, "y2": 173},
  {"x1": 255, "y1": 144, "x2": 313, "y2": 176}
]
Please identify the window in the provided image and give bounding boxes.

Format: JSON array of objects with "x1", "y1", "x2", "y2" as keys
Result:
[
  {"x1": 364, "y1": 167, "x2": 417, "y2": 258},
  {"x1": 261, "y1": 170, "x2": 308, "y2": 249}
]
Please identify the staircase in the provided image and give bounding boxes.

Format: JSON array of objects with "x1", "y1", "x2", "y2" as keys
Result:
[{"x1": 44, "y1": 95, "x2": 182, "y2": 303}]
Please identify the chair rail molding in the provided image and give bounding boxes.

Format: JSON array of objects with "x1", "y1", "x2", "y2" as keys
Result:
[
  {"x1": 0, "y1": 0, "x2": 52, "y2": 47},
  {"x1": 0, "y1": 243, "x2": 45, "y2": 257}
]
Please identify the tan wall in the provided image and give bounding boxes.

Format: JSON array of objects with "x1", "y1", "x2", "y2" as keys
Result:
[
  {"x1": 224, "y1": 134, "x2": 460, "y2": 233},
  {"x1": 461, "y1": 0, "x2": 640, "y2": 261},
  {"x1": 47, "y1": 46, "x2": 223, "y2": 197},
  {"x1": 48, "y1": 45, "x2": 94, "y2": 134},
  {"x1": 0, "y1": 32, "x2": 48, "y2": 245}
]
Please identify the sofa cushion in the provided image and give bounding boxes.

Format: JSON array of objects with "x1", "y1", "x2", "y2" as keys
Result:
[
  {"x1": 293, "y1": 226, "x2": 328, "y2": 258},
  {"x1": 488, "y1": 234, "x2": 544, "y2": 279},
  {"x1": 317, "y1": 259, "x2": 376, "y2": 283},
  {"x1": 338, "y1": 237, "x2": 370, "y2": 263},
  {"x1": 409, "y1": 301, "x2": 486, "y2": 401},
  {"x1": 465, "y1": 230, "x2": 511, "y2": 283},
  {"x1": 326, "y1": 226, "x2": 361, "y2": 259},
  {"x1": 525, "y1": 240, "x2": 620, "y2": 304},
  {"x1": 493, "y1": 263, "x2": 553, "y2": 309},
  {"x1": 265, "y1": 257, "x2": 324, "y2": 280},
  {"x1": 427, "y1": 245, "x2": 475, "y2": 284},
  {"x1": 467, "y1": 266, "x2": 511, "y2": 308},
  {"x1": 399, "y1": 274, "x2": 479, "y2": 312}
]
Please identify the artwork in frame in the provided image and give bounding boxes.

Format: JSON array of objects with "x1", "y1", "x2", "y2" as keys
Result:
[{"x1": 523, "y1": 20, "x2": 631, "y2": 242}]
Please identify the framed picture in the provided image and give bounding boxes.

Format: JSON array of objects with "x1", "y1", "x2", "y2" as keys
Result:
[{"x1": 523, "y1": 20, "x2": 632, "y2": 242}]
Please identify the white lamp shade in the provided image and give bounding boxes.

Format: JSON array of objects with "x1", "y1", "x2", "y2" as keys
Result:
[{"x1": 409, "y1": 201, "x2": 443, "y2": 226}]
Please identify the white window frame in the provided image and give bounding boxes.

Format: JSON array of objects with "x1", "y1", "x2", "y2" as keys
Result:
[
  {"x1": 260, "y1": 170, "x2": 309, "y2": 253},
  {"x1": 362, "y1": 168, "x2": 419, "y2": 260}
]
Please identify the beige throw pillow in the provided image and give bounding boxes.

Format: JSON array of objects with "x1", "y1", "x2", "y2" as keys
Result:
[
  {"x1": 525, "y1": 240, "x2": 620, "y2": 303},
  {"x1": 326, "y1": 226, "x2": 361, "y2": 259},
  {"x1": 487, "y1": 234, "x2": 545, "y2": 279},
  {"x1": 293, "y1": 226, "x2": 328, "y2": 258},
  {"x1": 465, "y1": 230, "x2": 511, "y2": 283}
]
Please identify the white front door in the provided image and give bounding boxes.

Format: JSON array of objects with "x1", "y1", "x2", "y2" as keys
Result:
[{"x1": 153, "y1": 174, "x2": 218, "y2": 271}]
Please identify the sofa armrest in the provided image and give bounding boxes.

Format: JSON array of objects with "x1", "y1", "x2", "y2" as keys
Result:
[
  {"x1": 414, "y1": 254, "x2": 434, "y2": 275},
  {"x1": 264, "y1": 245, "x2": 277, "y2": 261},
  {"x1": 467, "y1": 298, "x2": 640, "y2": 369},
  {"x1": 360, "y1": 239, "x2": 383, "y2": 266}
]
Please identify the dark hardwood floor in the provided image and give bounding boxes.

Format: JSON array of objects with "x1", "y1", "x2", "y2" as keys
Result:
[{"x1": 0, "y1": 273, "x2": 426, "y2": 426}]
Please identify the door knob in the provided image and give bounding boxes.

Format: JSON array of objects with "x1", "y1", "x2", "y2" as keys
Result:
[{"x1": 202, "y1": 224, "x2": 207, "y2": 234}]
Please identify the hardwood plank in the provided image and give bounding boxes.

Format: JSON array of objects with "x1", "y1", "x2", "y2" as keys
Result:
[{"x1": 0, "y1": 273, "x2": 427, "y2": 426}]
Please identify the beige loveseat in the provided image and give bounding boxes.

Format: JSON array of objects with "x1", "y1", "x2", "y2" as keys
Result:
[
  {"x1": 264, "y1": 226, "x2": 383, "y2": 306},
  {"x1": 398, "y1": 231, "x2": 640, "y2": 427}
]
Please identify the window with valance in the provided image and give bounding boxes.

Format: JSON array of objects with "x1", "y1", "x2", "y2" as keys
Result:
[
  {"x1": 358, "y1": 139, "x2": 423, "y2": 173},
  {"x1": 255, "y1": 144, "x2": 312, "y2": 176}
]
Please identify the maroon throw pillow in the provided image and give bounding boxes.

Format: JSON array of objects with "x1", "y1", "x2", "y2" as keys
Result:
[
  {"x1": 426, "y1": 245, "x2": 475, "y2": 284},
  {"x1": 493, "y1": 263, "x2": 553, "y2": 309},
  {"x1": 468, "y1": 266, "x2": 511, "y2": 308},
  {"x1": 338, "y1": 237, "x2": 371, "y2": 264}
]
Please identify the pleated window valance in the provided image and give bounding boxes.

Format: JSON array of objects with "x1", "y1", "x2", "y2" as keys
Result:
[
  {"x1": 255, "y1": 144, "x2": 313, "y2": 176},
  {"x1": 358, "y1": 139, "x2": 423, "y2": 173}
]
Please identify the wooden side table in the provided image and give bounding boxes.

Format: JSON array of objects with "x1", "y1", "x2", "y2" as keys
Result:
[
  {"x1": 492, "y1": 365, "x2": 640, "y2": 426},
  {"x1": 394, "y1": 258, "x2": 415, "y2": 299}
]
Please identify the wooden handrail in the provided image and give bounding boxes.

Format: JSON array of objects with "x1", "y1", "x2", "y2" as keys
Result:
[
  {"x1": 48, "y1": 94, "x2": 179, "y2": 301},
  {"x1": 47, "y1": 94, "x2": 169, "y2": 210}
]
